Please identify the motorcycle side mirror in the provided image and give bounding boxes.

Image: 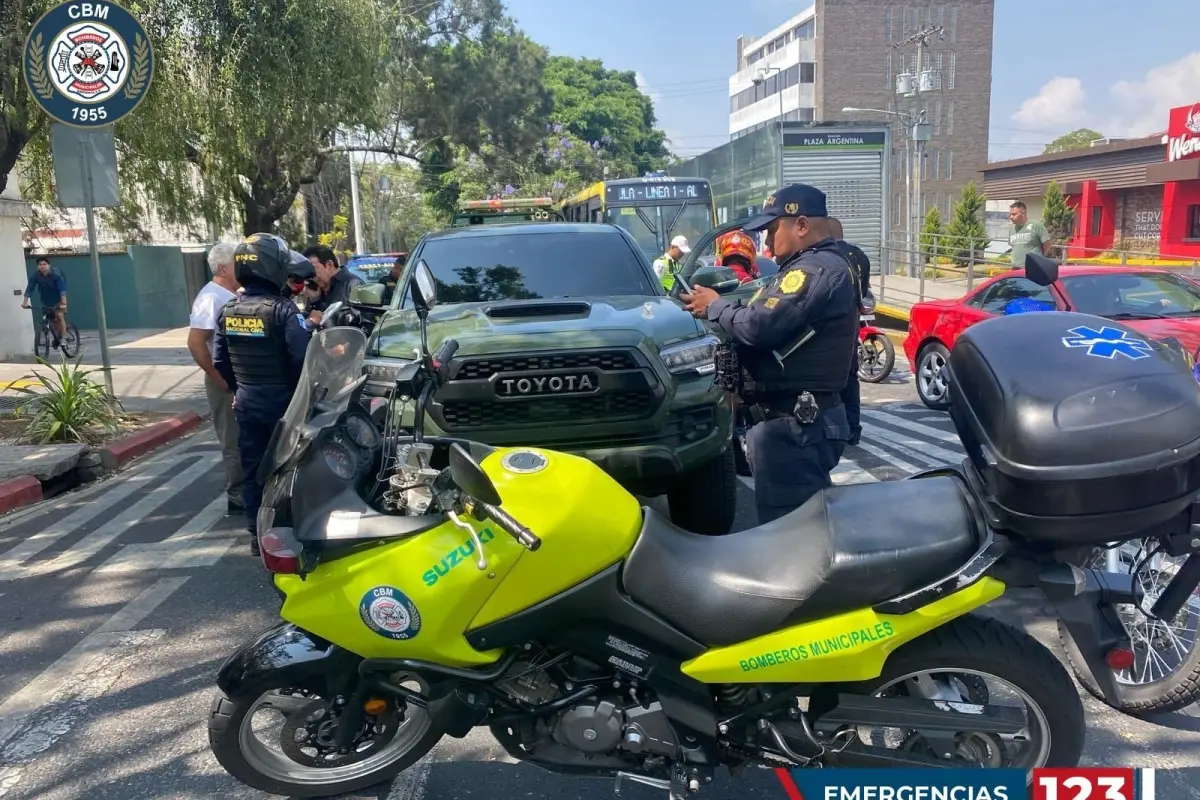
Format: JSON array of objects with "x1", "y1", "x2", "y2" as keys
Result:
[
  {"x1": 350, "y1": 282, "x2": 386, "y2": 307},
  {"x1": 1024, "y1": 252, "x2": 1060, "y2": 287},
  {"x1": 410, "y1": 261, "x2": 438, "y2": 313},
  {"x1": 320, "y1": 302, "x2": 345, "y2": 328},
  {"x1": 449, "y1": 443, "x2": 503, "y2": 506}
]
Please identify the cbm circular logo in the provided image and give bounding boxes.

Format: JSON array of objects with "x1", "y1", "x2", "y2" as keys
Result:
[
  {"x1": 23, "y1": 1, "x2": 154, "y2": 128},
  {"x1": 358, "y1": 586, "x2": 422, "y2": 641}
]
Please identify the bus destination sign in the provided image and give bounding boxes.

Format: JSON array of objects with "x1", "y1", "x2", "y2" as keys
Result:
[{"x1": 607, "y1": 179, "x2": 710, "y2": 204}]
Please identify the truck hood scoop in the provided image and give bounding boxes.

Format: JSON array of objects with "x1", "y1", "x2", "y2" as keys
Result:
[{"x1": 484, "y1": 301, "x2": 592, "y2": 319}]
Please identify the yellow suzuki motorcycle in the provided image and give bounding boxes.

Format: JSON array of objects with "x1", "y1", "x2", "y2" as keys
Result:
[{"x1": 209, "y1": 261, "x2": 1200, "y2": 798}]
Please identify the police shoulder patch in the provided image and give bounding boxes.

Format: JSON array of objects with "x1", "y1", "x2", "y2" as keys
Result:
[
  {"x1": 764, "y1": 297, "x2": 780, "y2": 309},
  {"x1": 779, "y1": 270, "x2": 807, "y2": 294}
]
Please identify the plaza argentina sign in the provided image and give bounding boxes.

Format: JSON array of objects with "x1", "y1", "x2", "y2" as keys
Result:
[{"x1": 1167, "y1": 102, "x2": 1200, "y2": 163}]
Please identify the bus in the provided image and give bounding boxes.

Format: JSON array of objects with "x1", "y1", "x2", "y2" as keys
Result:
[
  {"x1": 560, "y1": 177, "x2": 717, "y2": 259},
  {"x1": 451, "y1": 197, "x2": 564, "y2": 227}
]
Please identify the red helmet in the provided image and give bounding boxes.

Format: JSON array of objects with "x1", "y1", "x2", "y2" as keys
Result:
[{"x1": 716, "y1": 231, "x2": 756, "y2": 268}]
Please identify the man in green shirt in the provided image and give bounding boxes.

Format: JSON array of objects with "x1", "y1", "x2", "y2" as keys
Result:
[{"x1": 1008, "y1": 201, "x2": 1051, "y2": 269}]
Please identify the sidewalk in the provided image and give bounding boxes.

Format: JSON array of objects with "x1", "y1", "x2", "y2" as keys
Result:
[{"x1": 0, "y1": 328, "x2": 206, "y2": 415}]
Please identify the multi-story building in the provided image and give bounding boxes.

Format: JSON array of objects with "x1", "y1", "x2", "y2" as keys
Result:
[{"x1": 731, "y1": 1, "x2": 994, "y2": 242}]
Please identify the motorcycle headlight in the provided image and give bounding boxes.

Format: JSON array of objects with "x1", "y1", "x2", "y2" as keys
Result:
[
  {"x1": 363, "y1": 358, "x2": 410, "y2": 390},
  {"x1": 660, "y1": 335, "x2": 720, "y2": 376}
]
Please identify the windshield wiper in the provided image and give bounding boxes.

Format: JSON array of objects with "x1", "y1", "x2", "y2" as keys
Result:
[{"x1": 1106, "y1": 312, "x2": 1167, "y2": 320}]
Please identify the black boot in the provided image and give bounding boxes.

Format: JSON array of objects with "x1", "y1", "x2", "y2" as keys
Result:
[{"x1": 249, "y1": 532, "x2": 260, "y2": 557}]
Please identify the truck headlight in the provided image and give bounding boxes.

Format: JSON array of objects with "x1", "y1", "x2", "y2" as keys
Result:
[{"x1": 661, "y1": 335, "x2": 720, "y2": 376}]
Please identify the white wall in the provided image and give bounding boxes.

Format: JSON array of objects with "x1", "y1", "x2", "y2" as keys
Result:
[{"x1": 0, "y1": 175, "x2": 35, "y2": 361}]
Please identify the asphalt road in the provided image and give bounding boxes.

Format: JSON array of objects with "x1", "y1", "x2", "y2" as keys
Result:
[{"x1": 2, "y1": 367, "x2": 1200, "y2": 799}]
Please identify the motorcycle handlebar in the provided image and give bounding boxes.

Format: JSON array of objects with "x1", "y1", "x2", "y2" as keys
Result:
[
  {"x1": 477, "y1": 500, "x2": 542, "y2": 551},
  {"x1": 432, "y1": 338, "x2": 459, "y2": 382}
]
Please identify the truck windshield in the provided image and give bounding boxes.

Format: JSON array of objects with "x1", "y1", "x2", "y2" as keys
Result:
[
  {"x1": 604, "y1": 203, "x2": 714, "y2": 259},
  {"x1": 412, "y1": 231, "x2": 658, "y2": 303}
]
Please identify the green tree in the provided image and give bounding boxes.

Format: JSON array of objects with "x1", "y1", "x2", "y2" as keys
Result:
[
  {"x1": 945, "y1": 181, "x2": 989, "y2": 265},
  {"x1": 1044, "y1": 128, "x2": 1104, "y2": 155},
  {"x1": 919, "y1": 206, "x2": 944, "y2": 264},
  {"x1": 1042, "y1": 179, "x2": 1075, "y2": 247},
  {"x1": 0, "y1": 0, "x2": 51, "y2": 196}
]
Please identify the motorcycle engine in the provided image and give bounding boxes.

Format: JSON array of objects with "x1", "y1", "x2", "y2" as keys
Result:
[{"x1": 493, "y1": 658, "x2": 680, "y2": 760}]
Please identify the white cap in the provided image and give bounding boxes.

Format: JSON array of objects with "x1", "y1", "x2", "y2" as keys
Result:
[{"x1": 670, "y1": 235, "x2": 691, "y2": 253}]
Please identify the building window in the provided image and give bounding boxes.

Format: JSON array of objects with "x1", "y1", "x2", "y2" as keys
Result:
[
  {"x1": 773, "y1": 36, "x2": 786, "y2": 50},
  {"x1": 884, "y1": 7, "x2": 891, "y2": 41},
  {"x1": 947, "y1": 52, "x2": 955, "y2": 90},
  {"x1": 949, "y1": 7, "x2": 957, "y2": 41},
  {"x1": 893, "y1": 193, "x2": 901, "y2": 226},
  {"x1": 800, "y1": 62, "x2": 816, "y2": 83},
  {"x1": 1189, "y1": 205, "x2": 1200, "y2": 239},
  {"x1": 934, "y1": 99, "x2": 943, "y2": 136},
  {"x1": 945, "y1": 149, "x2": 953, "y2": 180},
  {"x1": 946, "y1": 100, "x2": 954, "y2": 135},
  {"x1": 795, "y1": 19, "x2": 814, "y2": 40},
  {"x1": 885, "y1": 51, "x2": 892, "y2": 89},
  {"x1": 1090, "y1": 206, "x2": 1103, "y2": 236}
]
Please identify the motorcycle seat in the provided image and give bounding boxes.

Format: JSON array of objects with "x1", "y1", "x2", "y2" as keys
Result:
[{"x1": 621, "y1": 476, "x2": 982, "y2": 647}]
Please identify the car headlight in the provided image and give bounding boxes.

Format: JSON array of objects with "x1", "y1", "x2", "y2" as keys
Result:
[
  {"x1": 661, "y1": 335, "x2": 720, "y2": 376},
  {"x1": 363, "y1": 358, "x2": 409, "y2": 385}
]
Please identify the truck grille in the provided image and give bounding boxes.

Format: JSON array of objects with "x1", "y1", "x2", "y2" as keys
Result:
[
  {"x1": 455, "y1": 351, "x2": 637, "y2": 381},
  {"x1": 442, "y1": 392, "x2": 655, "y2": 429}
]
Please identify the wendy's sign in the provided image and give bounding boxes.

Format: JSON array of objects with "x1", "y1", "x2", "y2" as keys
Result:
[{"x1": 1167, "y1": 103, "x2": 1200, "y2": 163}]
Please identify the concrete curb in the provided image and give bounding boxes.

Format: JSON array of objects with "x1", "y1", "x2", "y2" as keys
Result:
[
  {"x1": 0, "y1": 476, "x2": 43, "y2": 514},
  {"x1": 98, "y1": 411, "x2": 204, "y2": 471},
  {"x1": 0, "y1": 411, "x2": 205, "y2": 516}
]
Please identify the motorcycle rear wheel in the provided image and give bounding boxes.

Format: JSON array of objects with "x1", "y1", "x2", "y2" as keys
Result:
[
  {"x1": 1059, "y1": 540, "x2": 1200, "y2": 714},
  {"x1": 835, "y1": 614, "x2": 1084, "y2": 770},
  {"x1": 857, "y1": 333, "x2": 895, "y2": 383},
  {"x1": 208, "y1": 676, "x2": 443, "y2": 798}
]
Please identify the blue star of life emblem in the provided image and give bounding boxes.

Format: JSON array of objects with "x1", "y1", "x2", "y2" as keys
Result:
[{"x1": 1061, "y1": 325, "x2": 1154, "y2": 360}]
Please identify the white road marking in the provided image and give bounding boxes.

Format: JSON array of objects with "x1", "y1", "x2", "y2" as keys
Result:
[
  {"x1": 862, "y1": 408, "x2": 962, "y2": 446},
  {"x1": 94, "y1": 494, "x2": 235, "y2": 574},
  {"x1": 15, "y1": 455, "x2": 219, "y2": 579},
  {"x1": 0, "y1": 577, "x2": 188, "y2": 754},
  {"x1": 0, "y1": 457, "x2": 178, "y2": 580},
  {"x1": 861, "y1": 421, "x2": 964, "y2": 465}
]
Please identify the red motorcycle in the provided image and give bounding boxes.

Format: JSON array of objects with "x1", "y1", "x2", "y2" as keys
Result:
[{"x1": 857, "y1": 295, "x2": 895, "y2": 383}]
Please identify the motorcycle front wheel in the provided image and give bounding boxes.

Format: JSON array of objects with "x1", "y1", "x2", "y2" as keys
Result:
[
  {"x1": 857, "y1": 333, "x2": 895, "y2": 383},
  {"x1": 208, "y1": 673, "x2": 443, "y2": 798},
  {"x1": 1059, "y1": 540, "x2": 1200, "y2": 714}
]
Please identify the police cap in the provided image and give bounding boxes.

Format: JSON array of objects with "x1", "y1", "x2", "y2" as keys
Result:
[
  {"x1": 743, "y1": 183, "x2": 828, "y2": 232},
  {"x1": 234, "y1": 233, "x2": 290, "y2": 290}
]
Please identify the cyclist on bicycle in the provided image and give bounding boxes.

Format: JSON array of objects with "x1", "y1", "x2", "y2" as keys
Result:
[{"x1": 22, "y1": 258, "x2": 68, "y2": 349}]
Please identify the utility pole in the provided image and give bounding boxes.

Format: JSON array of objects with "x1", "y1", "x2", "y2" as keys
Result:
[{"x1": 894, "y1": 23, "x2": 943, "y2": 275}]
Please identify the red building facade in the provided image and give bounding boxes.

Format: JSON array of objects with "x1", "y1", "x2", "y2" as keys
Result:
[{"x1": 982, "y1": 103, "x2": 1200, "y2": 260}]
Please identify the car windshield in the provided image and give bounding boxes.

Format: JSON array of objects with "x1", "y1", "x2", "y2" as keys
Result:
[
  {"x1": 411, "y1": 230, "x2": 658, "y2": 303},
  {"x1": 347, "y1": 259, "x2": 393, "y2": 282},
  {"x1": 1061, "y1": 272, "x2": 1200, "y2": 318}
]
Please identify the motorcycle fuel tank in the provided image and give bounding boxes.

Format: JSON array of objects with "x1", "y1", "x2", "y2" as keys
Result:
[{"x1": 275, "y1": 446, "x2": 642, "y2": 664}]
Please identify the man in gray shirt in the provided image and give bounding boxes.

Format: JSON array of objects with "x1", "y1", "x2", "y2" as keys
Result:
[{"x1": 1008, "y1": 201, "x2": 1051, "y2": 269}]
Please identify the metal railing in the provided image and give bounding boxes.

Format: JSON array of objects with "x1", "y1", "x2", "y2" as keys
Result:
[{"x1": 873, "y1": 233, "x2": 1200, "y2": 314}]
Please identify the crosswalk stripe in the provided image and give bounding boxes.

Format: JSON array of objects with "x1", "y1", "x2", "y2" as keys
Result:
[
  {"x1": 861, "y1": 421, "x2": 965, "y2": 465},
  {"x1": 0, "y1": 457, "x2": 180, "y2": 581},
  {"x1": 95, "y1": 493, "x2": 237, "y2": 574},
  {"x1": 862, "y1": 407, "x2": 962, "y2": 446},
  {"x1": 9, "y1": 455, "x2": 219, "y2": 580}
]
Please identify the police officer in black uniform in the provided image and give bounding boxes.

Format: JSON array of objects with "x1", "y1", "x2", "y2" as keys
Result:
[
  {"x1": 680, "y1": 184, "x2": 858, "y2": 524},
  {"x1": 213, "y1": 233, "x2": 312, "y2": 555},
  {"x1": 829, "y1": 217, "x2": 873, "y2": 446}
]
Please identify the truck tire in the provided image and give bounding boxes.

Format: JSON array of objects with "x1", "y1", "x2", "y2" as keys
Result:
[{"x1": 666, "y1": 448, "x2": 737, "y2": 535}]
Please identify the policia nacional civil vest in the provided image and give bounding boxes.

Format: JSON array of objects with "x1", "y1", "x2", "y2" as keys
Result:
[
  {"x1": 222, "y1": 296, "x2": 292, "y2": 386},
  {"x1": 739, "y1": 242, "x2": 859, "y2": 396}
]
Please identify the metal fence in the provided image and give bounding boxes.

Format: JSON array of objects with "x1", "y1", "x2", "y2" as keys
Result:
[{"x1": 873, "y1": 233, "x2": 1200, "y2": 314}]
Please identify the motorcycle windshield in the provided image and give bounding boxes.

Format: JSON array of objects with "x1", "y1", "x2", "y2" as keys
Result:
[{"x1": 267, "y1": 326, "x2": 369, "y2": 474}]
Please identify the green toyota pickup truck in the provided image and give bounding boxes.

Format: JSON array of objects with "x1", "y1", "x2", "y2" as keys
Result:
[{"x1": 352, "y1": 222, "x2": 736, "y2": 534}]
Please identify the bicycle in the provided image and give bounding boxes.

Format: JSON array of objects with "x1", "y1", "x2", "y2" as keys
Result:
[{"x1": 34, "y1": 306, "x2": 80, "y2": 360}]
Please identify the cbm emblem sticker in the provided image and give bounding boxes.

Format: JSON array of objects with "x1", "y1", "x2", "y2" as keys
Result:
[
  {"x1": 1061, "y1": 325, "x2": 1154, "y2": 360},
  {"x1": 24, "y1": 1, "x2": 154, "y2": 128},
  {"x1": 359, "y1": 586, "x2": 422, "y2": 641}
]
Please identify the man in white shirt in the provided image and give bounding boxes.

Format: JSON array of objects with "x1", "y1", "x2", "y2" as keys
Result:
[{"x1": 188, "y1": 242, "x2": 244, "y2": 515}]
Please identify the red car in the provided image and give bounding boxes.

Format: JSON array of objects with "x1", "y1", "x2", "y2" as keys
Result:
[{"x1": 904, "y1": 266, "x2": 1200, "y2": 409}]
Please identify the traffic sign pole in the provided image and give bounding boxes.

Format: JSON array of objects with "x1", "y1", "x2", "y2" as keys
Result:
[{"x1": 79, "y1": 134, "x2": 113, "y2": 395}]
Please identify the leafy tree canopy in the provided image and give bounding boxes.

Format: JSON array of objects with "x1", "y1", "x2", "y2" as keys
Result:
[{"x1": 1044, "y1": 128, "x2": 1104, "y2": 155}]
